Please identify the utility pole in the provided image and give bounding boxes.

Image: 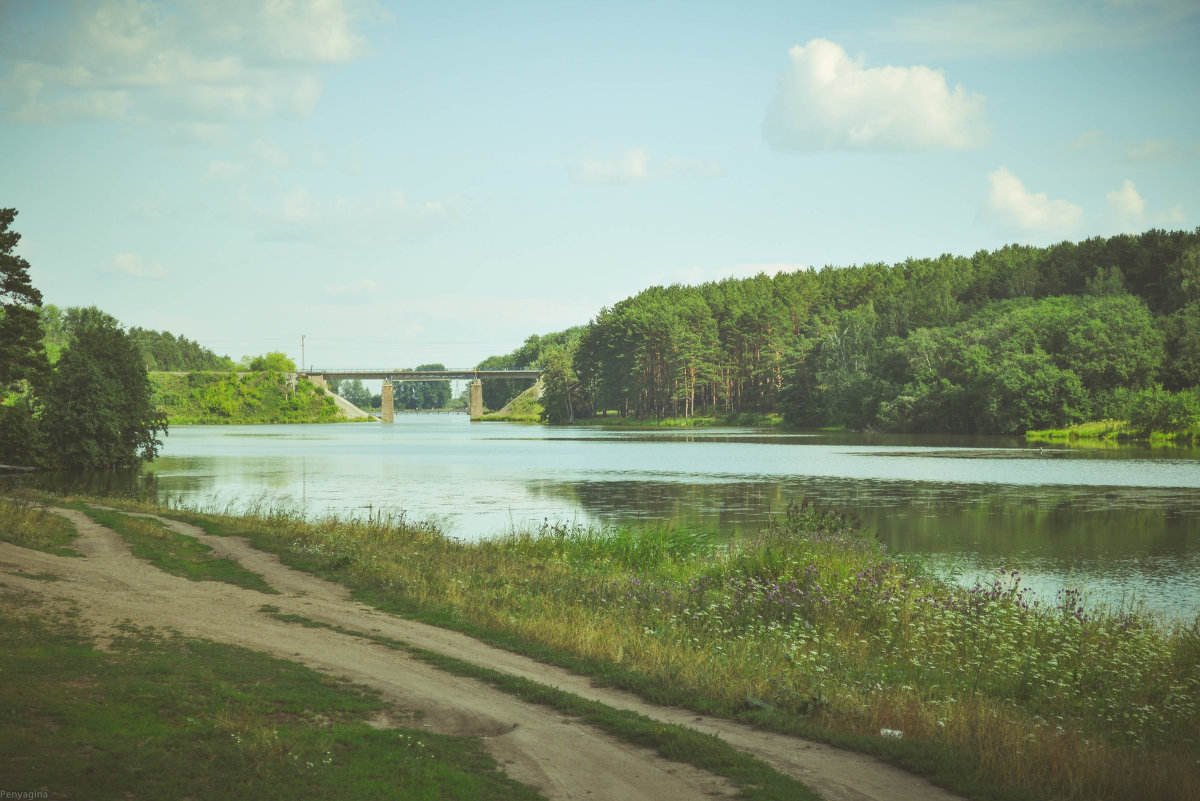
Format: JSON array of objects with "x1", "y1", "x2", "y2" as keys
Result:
[{"x1": 301, "y1": 334, "x2": 306, "y2": 372}]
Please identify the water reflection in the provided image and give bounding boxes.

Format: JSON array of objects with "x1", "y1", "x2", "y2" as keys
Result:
[
  {"x1": 18, "y1": 419, "x2": 1199, "y2": 621},
  {"x1": 526, "y1": 476, "x2": 1200, "y2": 620}
]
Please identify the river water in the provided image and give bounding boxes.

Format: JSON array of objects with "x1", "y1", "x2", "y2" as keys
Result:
[{"x1": 139, "y1": 417, "x2": 1200, "y2": 621}]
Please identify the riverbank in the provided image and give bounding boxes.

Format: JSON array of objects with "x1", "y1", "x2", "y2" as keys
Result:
[
  {"x1": 1026, "y1": 418, "x2": 1200, "y2": 444},
  {"x1": 151, "y1": 371, "x2": 369, "y2": 425},
  {"x1": 5, "y1": 492, "x2": 1196, "y2": 801},
  {"x1": 0, "y1": 496, "x2": 950, "y2": 801}
]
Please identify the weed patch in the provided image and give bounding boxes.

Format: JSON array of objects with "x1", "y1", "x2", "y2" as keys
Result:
[
  {"x1": 0, "y1": 497, "x2": 82, "y2": 556},
  {"x1": 47, "y1": 494, "x2": 1200, "y2": 801},
  {"x1": 0, "y1": 594, "x2": 542, "y2": 801},
  {"x1": 80, "y1": 507, "x2": 278, "y2": 594}
]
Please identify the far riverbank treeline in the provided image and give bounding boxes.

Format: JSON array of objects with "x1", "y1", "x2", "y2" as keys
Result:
[{"x1": 481, "y1": 228, "x2": 1200, "y2": 436}]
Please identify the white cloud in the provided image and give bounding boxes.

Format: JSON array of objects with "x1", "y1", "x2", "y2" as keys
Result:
[
  {"x1": 256, "y1": 185, "x2": 448, "y2": 242},
  {"x1": 568, "y1": 147, "x2": 720, "y2": 185},
  {"x1": 1165, "y1": 204, "x2": 1185, "y2": 224},
  {"x1": 324, "y1": 278, "x2": 381, "y2": 296},
  {"x1": 983, "y1": 167, "x2": 1082, "y2": 232},
  {"x1": 281, "y1": 187, "x2": 321, "y2": 221},
  {"x1": 1106, "y1": 179, "x2": 1146, "y2": 230},
  {"x1": 204, "y1": 159, "x2": 246, "y2": 182},
  {"x1": 1067, "y1": 129, "x2": 1106, "y2": 151},
  {"x1": 104, "y1": 252, "x2": 166, "y2": 278},
  {"x1": 1126, "y1": 139, "x2": 1176, "y2": 161},
  {"x1": 570, "y1": 147, "x2": 651, "y2": 185},
  {"x1": 763, "y1": 39, "x2": 988, "y2": 153},
  {"x1": 0, "y1": 0, "x2": 377, "y2": 125}
]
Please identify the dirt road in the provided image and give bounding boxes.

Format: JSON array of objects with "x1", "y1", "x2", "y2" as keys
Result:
[{"x1": 0, "y1": 508, "x2": 963, "y2": 801}]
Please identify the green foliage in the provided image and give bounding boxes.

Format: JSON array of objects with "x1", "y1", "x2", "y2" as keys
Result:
[
  {"x1": 43, "y1": 310, "x2": 167, "y2": 469},
  {"x1": 0, "y1": 208, "x2": 50, "y2": 391},
  {"x1": 394, "y1": 364, "x2": 452, "y2": 410},
  {"x1": 243, "y1": 351, "x2": 297, "y2": 372},
  {"x1": 1128, "y1": 386, "x2": 1200, "y2": 436},
  {"x1": 494, "y1": 228, "x2": 1199, "y2": 433},
  {"x1": 171, "y1": 501, "x2": 1200, "y2": 801},
  {"x1": 480, "y1": 381, "x2": 543, "y2": 421},
  {"x1": 0, "y1": 497, "x2": 82, "y2": 555},
  {"x1": 337, "y1": 378, "x2": 373, "y2": 409},
  {"x1": 476, "y1": 328, "x2": 583, "y2": 410},
  {"x1": 152, "y1": 371, "x2": 341, "y2": 424},
  {"x1": 128, "y1": 326, "x2": 235, "y2": 371},
  {"x1": 539, "y1": 344, "x2": 578, "y2": 424}
]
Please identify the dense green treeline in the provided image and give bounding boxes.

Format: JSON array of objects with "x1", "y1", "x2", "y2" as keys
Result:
[
  {"x1": 2, "y1": 210, "x2": 167, "y2": 469},
  {"x1": 512, "y1": 229, "x2": 1199, "y2": 433},
  {"x1": 40, "y1": 304, "x2": 236, "y2": 371},
  {"x1": 475, "y1": 328, "x2": 583, "y2": 411}
]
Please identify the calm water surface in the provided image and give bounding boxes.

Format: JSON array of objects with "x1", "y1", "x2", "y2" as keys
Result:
[{"x1": 142, "y1": 417, "x2": 1200, "y2": 620}]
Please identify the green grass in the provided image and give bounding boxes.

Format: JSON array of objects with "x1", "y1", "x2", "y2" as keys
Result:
[
  {"x1": 32, "y1": 494, "x2": 1200, "y2": 801},
  {"x1": 481, "y1": 382, "x2": 545, "y2": 422},
  {"x1": 150, "y1": 371, "x2": 348, "y2": 425},
  {"x1": 0, "y1": 497, "x2": 83, "y2": 556},
  {"x1": 1027, "y1": 418, "x2": 1200, "y2": 443},
  {"x1": 256, "y1": 607, "x2": 821, "y2": 801},
  {"x1": 0, "y1": 594, "x2": 543, "y2": 801},
  {"x1": 79, "y1": 506, "x2": 279, "y2": 594},
  {"x1": 173, "y1": 501, "x2": 1197, "y2": 801}
]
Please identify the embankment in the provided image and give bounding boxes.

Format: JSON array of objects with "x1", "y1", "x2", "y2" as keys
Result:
[{"x1": 151, "y1": 371, "x2": 373, "y2": 424}]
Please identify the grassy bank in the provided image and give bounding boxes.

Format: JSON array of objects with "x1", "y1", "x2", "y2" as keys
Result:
[
  {"x1": 1027, "y1": 418, "x2": 1200, "y2": 444},
  {"x1": 481, "y1": 381, "x2": 544, "y2": 422},
  {"x1": 0, "y1": 593, "x2": 541, "y2": 801},
  {"x1": 46, "y1": 496, "x2": 1193, "y2": 801},
  {"x1": 150, "y1": 371, "x2": 351, "y2": 424}
]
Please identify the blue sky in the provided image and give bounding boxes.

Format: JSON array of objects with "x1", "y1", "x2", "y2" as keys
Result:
[{"x1": 2, "y1": 0, "x2": 1197, "y2": 369}]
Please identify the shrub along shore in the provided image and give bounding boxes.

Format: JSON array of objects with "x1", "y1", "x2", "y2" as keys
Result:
[{"x1": 5, "y1": 494, "x2": 1198, "y2": 801}]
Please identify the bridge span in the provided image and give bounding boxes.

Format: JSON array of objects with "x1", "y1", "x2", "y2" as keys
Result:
[{"x1": 304, "y1": 368, "x2": 541, "y2": 421}]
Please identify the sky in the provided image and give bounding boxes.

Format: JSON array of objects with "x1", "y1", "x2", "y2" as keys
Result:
[{"x1": 1, "y1": 0, "x2": 1198, "y2": 370}]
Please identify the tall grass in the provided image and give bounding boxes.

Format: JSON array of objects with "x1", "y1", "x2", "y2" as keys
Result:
[
  {"x1": 74, "y1": 494, "x2": 1200, "y2": 801},
  {"x1": 0, "y1": 496, "x2": 82, "y2": 556}
]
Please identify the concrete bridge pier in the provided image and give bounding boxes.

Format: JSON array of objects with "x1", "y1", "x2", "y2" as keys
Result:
[
  {"x1": 381, "y1": 381, "x2": 394, "y2": 423},
  {"x1": 469, "y1": 379, "x2": 483, "y2": 420}
]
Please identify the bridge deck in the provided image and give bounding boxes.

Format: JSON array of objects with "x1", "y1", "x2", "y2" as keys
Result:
[{"x1": 308, "y1": 369, "x2": 541, "y2": 381}]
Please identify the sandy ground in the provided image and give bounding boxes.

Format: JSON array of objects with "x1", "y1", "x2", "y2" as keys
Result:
[{"x1": 0, "y1": 508, "x2": 964, "y2": 801}]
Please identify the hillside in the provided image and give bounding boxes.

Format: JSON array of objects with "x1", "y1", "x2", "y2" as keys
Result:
[
  {"x1": 481, "y1": 228, "x2": 1200, "y2": 435},
  {"x1": 151, "y1": 371, "x2": 368, "y2": 425}
]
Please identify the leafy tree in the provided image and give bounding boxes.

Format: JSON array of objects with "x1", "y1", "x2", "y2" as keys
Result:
[
  {"x1": 243, "y1": 352, "x2": 296, "y2": 372},
  {"x1": 338, "y1": 379, "x2": 373, "y2": 408},
  {"x1": 43, "y1": 311, "x2": 167, "y2": 469},
  {"x1": 395, "y1": 364, "x2": 452, "y2": 410},
  {"x1": 128, "y1": 326, "x2": 235, "y2": 371},
  {"x1": 1128, "y1": 385, "x2": 1200, "y2": 434},
  {"x1": 1, "y1": 208, "x2": 49, "y2": 390},
  {"x1": 540, "y1": 343, "x2": 579, "y2": 424}
]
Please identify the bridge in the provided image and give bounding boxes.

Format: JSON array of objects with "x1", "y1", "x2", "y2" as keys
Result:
[{"x1": 304, "y1": 368, "x2": 541, "y2": 422}]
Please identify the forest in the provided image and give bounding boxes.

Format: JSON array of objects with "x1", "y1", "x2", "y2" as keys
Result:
[{"x1": 479, "y1": 228, "x2": 1200, "y2": 435}]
